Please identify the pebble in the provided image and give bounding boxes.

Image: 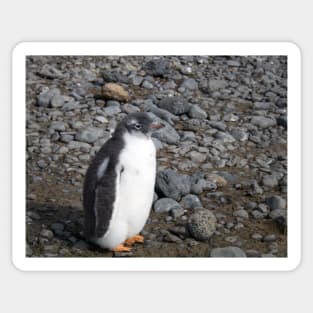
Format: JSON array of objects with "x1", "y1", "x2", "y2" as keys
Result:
[
  {"x1": 40, "y1": 229, "x2": 54, "y2": 239},
  {"x1": 251, "y1": 116, "x2": 276, "y2": 128},
  {"x1": 181, "y1": 78, "x2": 198, "y2": 90},
  {"x1": 180, "y1": 194, "x2": 203, "y2": 209},
  {"x1": 266, "y1": 196, "x2": 287, "y2": 210},
  {"x1": 158, "y1": 96, "x2": 190, "y2": 115},
  {"x1": 102, "y1": 83, "x2": 130, "y2": 102},
  {"x1": 188, "y1": 105, "x2": 207, "y2": 119},
  {"x1": 210, "y1": 246, "x2": 247, "y2": 257},
  {"x1": 75, "y1": 127, "x2": 105, "y2": 144},
  {"x1": 143, "y1": 58, "x2": 169, "y2": 77},
  {"x1": 233, "y1": 209, "x2": 249, "y2": 219},
  {"x1": 153, "y1": 198, "x2": 181, "y2": 213},
  {"x1": 187, "y1": 209, "x2": 217, "y2": 241}
]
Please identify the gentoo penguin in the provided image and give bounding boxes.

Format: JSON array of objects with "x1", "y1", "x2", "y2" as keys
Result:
[{"x1": 83, "y1": 112, "x2": 163, "y2": 252}]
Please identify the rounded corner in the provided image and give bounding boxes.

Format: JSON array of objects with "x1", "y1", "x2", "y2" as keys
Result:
[
  {"x1": 11, "y1": 255, "x2": 27, "y2": 272},
  {"x1": 284, "y1": 41, "x2": 302, "y2": 58},
  {"x1": 286, "y1": 255, "x2": 302, "y2": 272}
]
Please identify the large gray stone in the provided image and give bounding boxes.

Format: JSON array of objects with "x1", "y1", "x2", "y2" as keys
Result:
[
  {"x1": 156, "y1": 169, "x2": 191, "y2": 201},
  {"x1": 143, "y1": 58, "x2": 169, "y2": 77},
  {"x1": 158, "y1": 96, "x2": 190, "y2": 115}
]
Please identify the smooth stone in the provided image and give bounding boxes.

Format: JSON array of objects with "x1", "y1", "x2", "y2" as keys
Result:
[
  {"x1": 210, "y1": 246, "x2": 247, "y2": 257},
  {"x1": 188, "y1": 105, "x2": 207, "y2": 119},
  {"x1": 153, "y1": 198, "x2": 181, "y2": 213}
]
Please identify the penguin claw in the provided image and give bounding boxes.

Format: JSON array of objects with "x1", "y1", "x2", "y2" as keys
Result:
[
  {"x1": 125, "y1": 235, "x2": 144, "y2": 246},
  {"x1": 113, "y1": 244, "x2": 131, "y2": 252}
]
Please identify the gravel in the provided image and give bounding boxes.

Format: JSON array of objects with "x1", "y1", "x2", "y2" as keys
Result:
[{"x1": 26, "y1": 55, "x2": 288, "y2": 258}]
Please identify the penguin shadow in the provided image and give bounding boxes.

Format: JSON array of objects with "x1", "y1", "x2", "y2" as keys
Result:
[{"x1": 26, "y1": 201, "x2": 113, "y2": 256}]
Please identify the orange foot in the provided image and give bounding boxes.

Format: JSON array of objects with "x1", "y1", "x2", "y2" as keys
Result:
[
  {"x1": 113, "y1": 244, "x2": 131, "y2": 252},
  {"x1": 124, "y1": 235, "x2": 144, "y2": 246}
]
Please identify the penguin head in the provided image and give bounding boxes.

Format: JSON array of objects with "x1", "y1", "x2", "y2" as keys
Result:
[{"x1": 123, "y1": 112, "x2": 164, "y2": 137}]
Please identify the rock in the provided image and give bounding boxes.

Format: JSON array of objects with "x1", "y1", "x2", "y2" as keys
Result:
[
  {"x1": 37, "y1": 159, "x2": 47, "y2": 169},
  {"x1": 156, "y1": 169, "x2": 191, "y2": 201},
  {"x1": 50, "y1": 223, "x2": 65, "y2": 235},
  {"x1": 37, "y1": 92, "x2": 52, "y2": 107},
  {"x1": 231, "y1": 128, "x2": 249, "y2": 141},
  {"x1": 209, "y1": 79, "x2": 228, "y2": 91},
  {"x1": 180, "y1": 194, "x2": 203, "y2": 209},
  {"x1": 75, "y1": 127, "x2": 105, "y2": 144},
  {"x1": 181, "y1": 78, "x2": 198, "y2": 90},
  {"x1": 206, "y1": 173, "x2": 228, "y2": 187},
  {"x1": 50, "y1": 95, "x2": 65, "y2": 108},
  {"x1": 210, "y1": 246, "x2": 247, "y2": 257},
  {"x1": 149, "y1": 113, "x2": 180, "y2": 144},
  {"x1": 269, "y1": 209, "x2": 287, "y2": 220},
  {"x1": 40, "y1": 229, "x2": 54, "y2": 239},
  {"x1": 266, "y1": 196, "x2": 286, "y2": 210},
  {"x1": 142, "y1": 80, "x2": 154, "y2": 89},
  {"x1": 103, "y1": 106, "x2": 121, "y2": 116},
  {"x1": 227, "y1": 60, "x2": 241, "y2": 67},
  {"x1": 121, "y1": 103, "x2": 140, "y2": 114},
  {"x1": 262, "y1": 175, "x2": 279, "y2": 188},
  {"x1": 170, "y1": 206, "x2": 185, "y2": 219},
  {"x1": 131, "y1": 76, "x2": 143, "y2": 86},
  {"x1": 188, "y1": 105, "x2": 207, "y2": 119},
  {"x1": 143, "y1": 58, "x2": 169, "y2": 77},
  {"x1": 62, "y1": 101, "x2": 78, "y2": 111},
  {"x1": 143, "y1": 101, "x2": 178, "y2": 125},
  {"x1": 153, "y1": 198, "x2": 181, "y2": 213},
  {"x1": 158, "y1": 96, "x2": 190, "y2": 115},
  {"x1": 94, "y1": 116, "x2": 108, "y2": 124},
  {"x1": 209, "y1": 121, "x2": 227, "y2": 131},
  {"x1": 251, "y1": 233, "x2": 263, "y2": 240},
  {"x1": 189, "y1": 151, "x2": 207, "y2": 163},
  {"x1": 264, "y1": 234, "x2": 277, "y2": 242},
  {"x1": 187, "y1": 209, "x2": 217, "y2": 241},
  {"x1": 39, "y1": 64, "x2": 63, "y2": 79},
  {"x1": 102, "y1": 83, "x2": 130, "y2": 102},
  {"x1": 233, "y1": 209, "x2": 249, "y2": 219},
  {"x1": 26, "y1": 243, "x2": 33, "y2": 256},
  {"x1": 251, "y1": 116, "x2": 276, "y2": 128},
  {"x1": 251, "y1": 210, "x2": 266, "y2": 219},
  {"x1": 214, "y1": 131, "x2": 236, "y2": 143},
  {"x1": 49, "y1": 121, "x2": 67, "y2": 132},
  {"x1": 277, "y1": 115, "x2": 287, "y2": 129}
]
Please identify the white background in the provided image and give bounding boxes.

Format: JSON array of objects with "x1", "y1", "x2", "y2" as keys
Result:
[{"x1": 1, "y1": 0, "x2": 311, "y2": 312}]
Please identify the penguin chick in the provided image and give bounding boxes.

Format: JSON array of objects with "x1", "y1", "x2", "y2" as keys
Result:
[{"x1": 83, "y1": 112, "x2": 163, "y2": 251}]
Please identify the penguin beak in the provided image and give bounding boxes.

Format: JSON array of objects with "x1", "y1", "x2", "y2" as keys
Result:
[{"x1": 150, "y1": 122, "x2": 165, "y2": 130}]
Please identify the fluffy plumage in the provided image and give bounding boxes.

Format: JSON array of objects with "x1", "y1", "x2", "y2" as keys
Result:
[{"x1": 83, "y1": 112, "x2": 160, "y2": 250}]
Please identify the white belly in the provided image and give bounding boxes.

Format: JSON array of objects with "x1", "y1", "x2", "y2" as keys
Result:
[{"x1": 96, "y1": 132, "x2": 156, "y2": 249}]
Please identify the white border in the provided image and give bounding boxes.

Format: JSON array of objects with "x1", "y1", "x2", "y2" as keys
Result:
[{"x1": 12, "y1": 42, "x2": 301, "y2": 271}]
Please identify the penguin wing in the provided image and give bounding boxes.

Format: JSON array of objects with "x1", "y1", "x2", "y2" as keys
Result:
[{"x1": 83, "y1": 138, "x2": 124, "y2": 240}]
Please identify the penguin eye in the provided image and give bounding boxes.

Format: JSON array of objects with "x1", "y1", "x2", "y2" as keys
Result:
[{"x1": 134, "y1": 123, "x2": 142, "y2": 130}]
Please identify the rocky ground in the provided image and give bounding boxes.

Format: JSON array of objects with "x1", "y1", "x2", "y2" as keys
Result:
[{"x1": 26, "y1": 55, "x2": 288, "y2": 258}]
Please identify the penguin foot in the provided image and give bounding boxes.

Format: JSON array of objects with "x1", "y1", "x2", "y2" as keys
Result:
[
  {"x1": 113, "y1": 244, "x2": 131, "y2": 252},
  {"x1": 125, "y1": 235, "x2": 144, "y2": 246}
]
